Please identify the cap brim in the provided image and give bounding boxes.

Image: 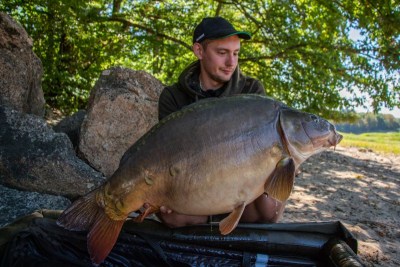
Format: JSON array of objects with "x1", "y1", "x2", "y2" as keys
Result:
[
  {"x1": 210, "y1": 31, "x2": 251, "y2": 41},
  {"x1": 229, "y1": 31, "x2": 251, "y2": 40}
]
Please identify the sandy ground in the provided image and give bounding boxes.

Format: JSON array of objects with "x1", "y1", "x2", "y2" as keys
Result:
[{"x1": 281, "y1": 146, "x2": 400, "y2": 267}]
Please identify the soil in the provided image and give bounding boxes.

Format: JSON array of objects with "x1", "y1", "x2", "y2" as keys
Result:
[{"x1": 281, "y1": 146, "x2": 400, "y2": 267}]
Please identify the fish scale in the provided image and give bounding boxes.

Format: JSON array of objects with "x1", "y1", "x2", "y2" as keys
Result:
[{"x1": 57, "y1": 94, "x2": 342, "y2": 264}]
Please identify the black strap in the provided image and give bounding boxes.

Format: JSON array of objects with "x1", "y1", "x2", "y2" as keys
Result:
[
  {"x1": 135, "y1": 233, "x2": 174, "y2": 267},
  {"x1": 242, "y1": 252, "x2": 253, "y2": 267}
]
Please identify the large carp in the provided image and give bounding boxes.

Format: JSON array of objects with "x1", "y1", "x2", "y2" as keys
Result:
[{"x1": 57, "y1": 95, "x2": 342, "y2": 264}]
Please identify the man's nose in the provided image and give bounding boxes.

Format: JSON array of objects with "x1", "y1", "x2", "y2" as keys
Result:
[{"x1": 226, "y1": 54, "x2": 235, "y2": 66}]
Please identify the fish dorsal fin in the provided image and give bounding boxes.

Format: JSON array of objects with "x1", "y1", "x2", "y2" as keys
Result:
[
  {"x1": 219, "y1": 202, "x2": 246, "y2": 235},
  {"x1": 264, "y1": 157, "x2": 295, "y2": 202}
]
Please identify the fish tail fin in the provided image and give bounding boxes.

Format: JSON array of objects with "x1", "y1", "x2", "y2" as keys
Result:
[
  {"x1": 57, "y1": 190, "x2": 126, "y2": 264},
  {"x1": 87, "y1": 214, "x2": 125, "y2": 264},
  {"x1": 56, "y1": 190, "x2": 100, "y2": 231}
]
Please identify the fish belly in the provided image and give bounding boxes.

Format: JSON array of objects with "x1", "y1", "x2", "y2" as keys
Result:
[{"x1": 162, "y1": 152, "x2": 280, "y2": 216}]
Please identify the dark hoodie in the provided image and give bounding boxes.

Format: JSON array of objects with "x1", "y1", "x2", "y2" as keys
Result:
[{"x1": 158, "y1": 61, "x2": 265, "y2": 120}]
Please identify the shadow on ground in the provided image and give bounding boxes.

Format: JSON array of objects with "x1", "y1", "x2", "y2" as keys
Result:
[{"x1": 282, "y1": 147, "x2": 400, "y2": 267}]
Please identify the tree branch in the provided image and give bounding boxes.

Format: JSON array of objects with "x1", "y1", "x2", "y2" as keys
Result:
[
  {"x1": 101, "y1": 16, "x2": 192, "y2": 51},
  {"x1": 215, "y1": 1, "x2": 223, "y2": 16},
  {"x1": 241, "y1": 43, "x2": 307, "y2": 62},
  {"x1": 112, "y1": 0, "x2": 123, "y2": 15}
]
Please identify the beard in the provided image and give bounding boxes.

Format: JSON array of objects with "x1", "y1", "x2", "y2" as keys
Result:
[{"x1": 207, "y1": 69, "x2": 234, "y2": 85}]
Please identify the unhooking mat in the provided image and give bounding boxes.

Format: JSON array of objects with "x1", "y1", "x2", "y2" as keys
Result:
[{"x1": 0, "y1": 210, "x2": 365, "y2": 267}]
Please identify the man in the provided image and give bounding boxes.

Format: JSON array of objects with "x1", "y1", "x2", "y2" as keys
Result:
[{"x1": 157, "y1": 17, "x2": 285, "y2": 227}]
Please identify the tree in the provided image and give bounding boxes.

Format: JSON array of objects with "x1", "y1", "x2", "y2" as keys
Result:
[
  {"x1": 1, "y1": 0, "x2": 399, "y2": 118},
  {"x1": 336, "y1": 113, "x2": 400, "y2": 133}
]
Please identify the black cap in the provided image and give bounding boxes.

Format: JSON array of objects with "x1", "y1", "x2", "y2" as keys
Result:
[{"x1": 193, "y1": 17, "x2": 251, "y2": 44}]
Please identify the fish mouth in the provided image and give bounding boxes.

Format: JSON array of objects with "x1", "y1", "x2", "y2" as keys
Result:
[
  {"x1": 328, "y1": 133, "x2": 343, "y2": 150},
  {"x1": 302, "y1": 121, "x2": 343, "y2": 150}
]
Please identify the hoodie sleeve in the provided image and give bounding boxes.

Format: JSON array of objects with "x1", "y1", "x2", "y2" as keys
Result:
[
  {"x1": 248, "y1": 79, "x2": 266, "y2": 96},
  {"x1": 158, "y1": 86, "x2": 180, "y2": 121}
]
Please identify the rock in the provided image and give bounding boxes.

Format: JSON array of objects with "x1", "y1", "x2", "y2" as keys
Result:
[
  {"x1": 53, "y1": 110, "x2": 86, "y2": 149},
  {"x1": 0, "y1": 184, "x2": 71, "y2": 227},
  {"x1": 0, "y1": 105, "x2": 104, "y2": 198},
  {"x1": 0, "y1": 12, "x2": 45, "y2": 116},
  {"x1": 79, "y1": 67, "x2": 163, "y2": 177}
]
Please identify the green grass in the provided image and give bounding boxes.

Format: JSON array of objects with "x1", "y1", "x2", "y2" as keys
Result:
[{"x1": 339, "y1": 132, "x2": 400, "y2": 155}]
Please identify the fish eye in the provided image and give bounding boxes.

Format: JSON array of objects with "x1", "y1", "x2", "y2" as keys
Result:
[
  {"x1": 310, "y1": 115, "x2": 318, "y2": 122},
  {"x1": 305, "y1": 114, "x2": 319, "y2": 122}
]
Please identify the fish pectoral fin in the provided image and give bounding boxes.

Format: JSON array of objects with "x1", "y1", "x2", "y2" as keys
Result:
[
  {"x1": 219, "y1": 202, "x2": 246, "y2": 235},
  {"x1": 264, "y1": 157, "x2": 295, "y2": 202},
  {"x1": 133, "y1": 204, "x2": 160, "y2": 222},
  {"x1": 88, "y1": 214, "x2": 125, "y2": 264}
]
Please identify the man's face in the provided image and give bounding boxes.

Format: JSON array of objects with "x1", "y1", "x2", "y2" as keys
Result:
[{"x1": 195, "y1": 35, "x2": 241, "y2": 87}]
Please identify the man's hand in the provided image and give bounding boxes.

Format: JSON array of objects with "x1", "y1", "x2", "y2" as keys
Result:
[
  {"x1": 240, "y1": 194, "x2": 286, "y2": 223},
  {"x1": 148, "y1": 193, "x2": 285, "y2": 229},
  {"x1": 159, "y1": 205, "x2": 173, "y2": 214},
  {"x1": 156, "y1": 206, "x2": 208, "y2": 228}
]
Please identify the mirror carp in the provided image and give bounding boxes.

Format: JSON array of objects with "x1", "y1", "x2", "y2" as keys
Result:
[{"x1": 57, "y1": 95, "x2": 343, "y2": 264}]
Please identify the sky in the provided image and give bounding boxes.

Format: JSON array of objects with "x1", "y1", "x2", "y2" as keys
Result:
[
  {"x1": 354, "y1": 105, "x2": 400, "y2": 118},
  {"x1": 379, "y1": 107, "x2": 400, "y2": 118},
  {"x1": 344, "y1": 28, "x2": 400, "y2": 118}
]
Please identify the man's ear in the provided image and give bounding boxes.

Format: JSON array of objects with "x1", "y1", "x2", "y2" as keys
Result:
[{"x1": 192, "y1": 43, "x2": 203, "y2": 60}]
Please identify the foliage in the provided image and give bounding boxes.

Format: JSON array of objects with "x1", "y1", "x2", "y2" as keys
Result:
[
  {"x1": 339, "y1": 132, "x2": 400, "y2": 155},
  {"x1": 336, "y1": 112, "x2": 400, "y2": 133},
  {"x1": 1, "y1": 0, "x2": 399, "y2": 116}
]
